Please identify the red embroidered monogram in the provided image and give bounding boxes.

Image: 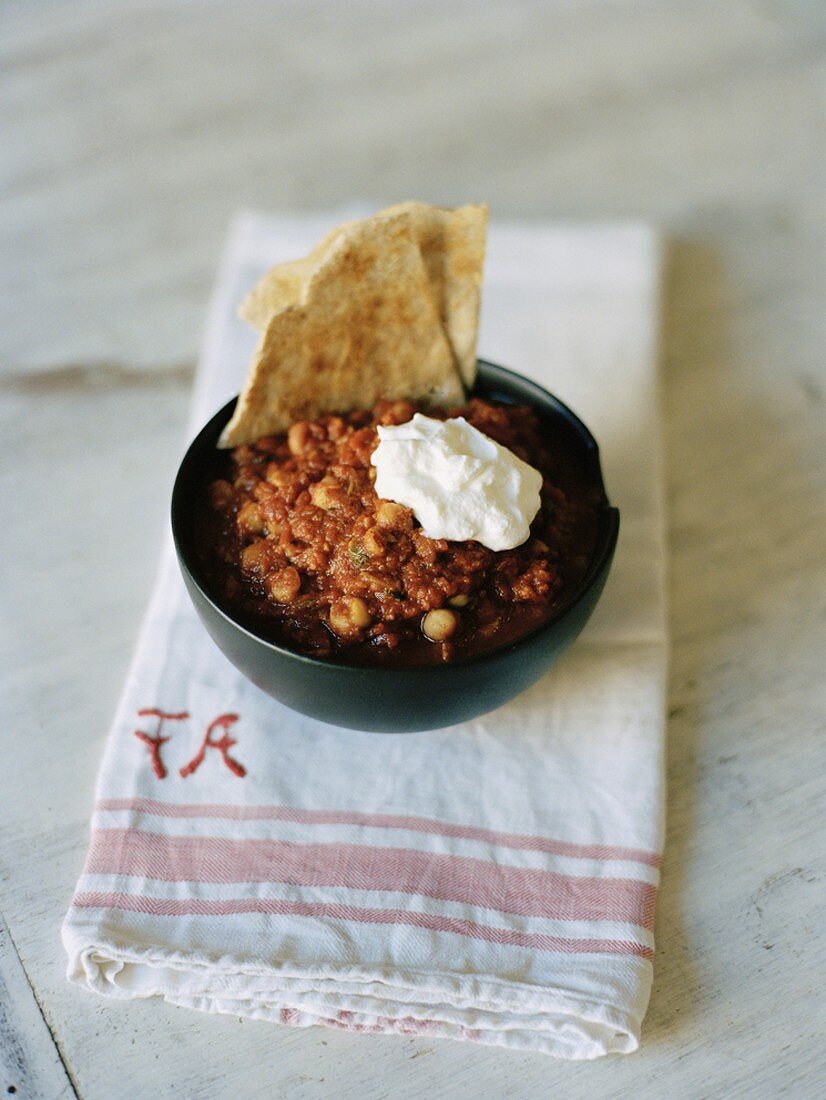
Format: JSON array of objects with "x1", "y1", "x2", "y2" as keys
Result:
[
  {"x1": 133, "y1": 709, "x2": 190, "y2": 779},
  {"x1": 179, "y1": 714, "x2": 247, "y2": 779},
  {"x1": 133, "y1": 710, "x2": 246, "y2": 779}
]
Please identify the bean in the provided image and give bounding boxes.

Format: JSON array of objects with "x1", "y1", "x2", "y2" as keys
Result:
[
  {"x1": 422, "y1": 609, "x2": 459, "y2": 642},
  {"x1": 361, "y1": 527, "x2": 384, "y2": 557},
  {"x1": 329, "y1": 597, "x2": 373, "y2": 636},
  {"x1": 266, "y1": 464, "x2": 290, "y2": 489},
  {"x1": 269, "y1": 566, "x2": 301, "y2": 604},
  {"x1": 379, "y1": 400, "x2": 415, "y2": 425},
  {"x1": 288, "y1": 421, "x2": 311, "y2": 454},
  {"x1": 347, "y1": 597, "x2": 372, "y2": 629},
  {"x1": 237, "y1": 501, "x2": 265, "y2": 536},
  {"x1": 240, "y1": 540, "x2": 269, "y2": 575},
  {"x1": 311, "y1": 478, "x2": 342, "y2": 510},
  {"x1": 326, "y1": 416, "x2": 346, "y2": 441},
  {"x1": 376, "y1": 501, "x2": 412, "y2": 529}
]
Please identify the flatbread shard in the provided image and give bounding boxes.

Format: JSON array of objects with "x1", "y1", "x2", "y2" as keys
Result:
[
  {"x1": 218, "y1": 214, "x2": 463, "y2": 447},
  {"x1": 237, "y1": 223, "x2": 342, "y2": 331},
  {"x1": 379, "y1": 202, "x2": 487, "y2": 386},
  {"x1": 239, "y1": 202, "x2": 488, "y2": 386}
]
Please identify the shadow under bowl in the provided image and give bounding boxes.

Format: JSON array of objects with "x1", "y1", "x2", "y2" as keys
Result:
[{"x1": 171, "y1": 360, "x2": 619, "y2": 733}]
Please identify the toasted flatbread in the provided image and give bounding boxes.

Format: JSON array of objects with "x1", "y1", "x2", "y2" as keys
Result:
[
  {"x1": 239, "y1": 203, "x2": 487, "y2": 386},
  {"x1": 238, "y1": 223, "x2": 342, "y2": 330},
  {"x1": 219, "y1": 214, "x2": 463, "y2": 447},
  {"x1": 378, "y1": 202, "x2": 487, "y2": 386}
]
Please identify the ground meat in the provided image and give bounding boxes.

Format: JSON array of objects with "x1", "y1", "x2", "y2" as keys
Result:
[{"x1": 194, "y1": 397, "x2": 602, "y2": 666}]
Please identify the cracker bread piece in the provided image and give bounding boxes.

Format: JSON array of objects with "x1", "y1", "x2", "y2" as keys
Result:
[
  {"x1": 219, "y1": 214, "x2": 463, "y2": 447},
  {"x1": 239, "y1": 203, "x2": 488, "y2": 386},
  {"x1": 379, "y1": 202, "x2": 487, "y2": 386}
]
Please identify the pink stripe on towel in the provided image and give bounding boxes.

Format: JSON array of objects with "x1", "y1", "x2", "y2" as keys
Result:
[{"x1": 85, "y1": 828, "x2": 657, "y2": 929}]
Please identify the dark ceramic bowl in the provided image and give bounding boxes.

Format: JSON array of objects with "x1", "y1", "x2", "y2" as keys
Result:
[{"x1": 171, "y1": 361, "x2": 619, "y2": 733}]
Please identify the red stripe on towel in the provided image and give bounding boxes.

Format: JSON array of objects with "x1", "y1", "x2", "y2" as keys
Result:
[
  {"x1": 71, "y1": 891, "x2": 654, "y2": 959},
  {"x1": 85, "y1": 829, "x2": 657, "y2": 929}
]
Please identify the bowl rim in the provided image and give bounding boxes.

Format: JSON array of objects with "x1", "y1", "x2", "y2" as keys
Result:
[{"x1": 171, "y1": 360, "x2": 620, "y2": 676}]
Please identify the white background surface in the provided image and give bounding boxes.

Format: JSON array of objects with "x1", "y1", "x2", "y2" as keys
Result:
[{"x1": 1, "y1": 2, "x2": 825, "y2": 1097}]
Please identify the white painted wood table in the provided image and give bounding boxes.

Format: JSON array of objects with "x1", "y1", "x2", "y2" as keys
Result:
[{"x1": 1, "y1": 2, "x2": 824, "y2": 1097}]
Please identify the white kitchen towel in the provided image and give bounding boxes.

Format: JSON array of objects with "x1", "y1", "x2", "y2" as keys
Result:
[{"x1": 62, "y1": 212, "x2": 666, "y2": 1059}]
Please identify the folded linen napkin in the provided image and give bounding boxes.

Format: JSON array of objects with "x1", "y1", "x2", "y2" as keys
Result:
[{"x1": 62, "y1": 212, "x2": 666, "y2": 1059}]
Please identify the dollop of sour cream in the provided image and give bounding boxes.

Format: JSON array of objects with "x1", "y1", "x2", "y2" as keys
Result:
[{"x1": 371, "y1": 414, "x2": 542, "y2": 551}]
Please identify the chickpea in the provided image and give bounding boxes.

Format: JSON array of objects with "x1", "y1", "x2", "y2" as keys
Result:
[
  {"x1": 240, "y1": 539, "x2": 269, "y2": 575},
  {"x1": 361, "y1": 527, "x2": 384, "y2": 558},
  {"x1": 326, "y1": 416, "x2": 346, "y2": 441},
  {"x1": 347, "y1": 597, "x2": 372, "y2": 629},
  {"x1": 448, "y1": 593, "x2": 470, "y2": 608},
  {"x1": 269, "y1": 566, "x2": 301, "y2": 604},
  {"x1": 237, "y1": 501, "x2": 265, "y2": 537},
  {"x1": 266, "y1": 464, "x2": 291, "y2": 489},
  {"x1": 379, "y1": 400, "x2": 415, "y2": 425},
  {"x1": 329, "y1": 597, "x2": 372, "y2": 636},
  {"x1": 234, "y1": 446, "x2": 256, "y2": 466},
  {"x1": 287, "y1": 421, "x2": 311, "y2": 454},
  {"x1": 422, "y1": 608, "x2": 459, "y2": 642},
  {"x1": 376, "y1": 501, "x2": 412, "y2": 529},
  {"x1": 311, "y1": 478, "x2": 342, "y2": 510}
]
